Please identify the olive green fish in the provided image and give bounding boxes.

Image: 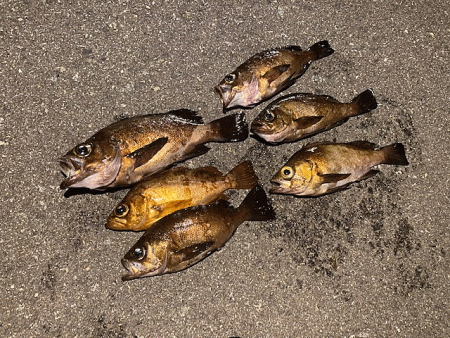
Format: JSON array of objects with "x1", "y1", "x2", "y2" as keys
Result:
[
  {"x1": 121, "y1": 185, "x2": 275, "y2": 280},
  {"x1": 106, "y1": 161, "x2": 259, "y2": 231},
  {"x1": 59, "y1": 110, "x2": 248, "y2": 190},
  {"x1": 215, "y1": 41, "x2": 334, "y2": 110},
  {"x1": 251, "y1": 89, "x2": 377, "y2": 143},
  {"x1": 270, "y1": 142, "x2": 409, "y2": 197}
]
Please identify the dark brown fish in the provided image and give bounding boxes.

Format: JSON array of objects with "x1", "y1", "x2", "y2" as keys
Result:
[
  {"x1": 59, "y1": 110, "x2": 248, "y2": 190},
  {"x1": 106, "y1": 161, "x2": 259, "y2": 231},
  {"x1": 215, "y1": 41, "x2": 334, "y2": 110},
  {"x1": 121, "y1": 185, "x2": 275, "y2": 280},
  {"x1": 270, "y1": 142, "x2": 409, "y2": 196},
  {"x1": 251, "y1": 89, "x2": 377, "y2": 143}
]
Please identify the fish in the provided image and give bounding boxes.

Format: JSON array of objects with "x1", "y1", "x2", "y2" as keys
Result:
[
  {"x1": 121, "y1": 185, "x2": 275, "y2": 280},
  {"x1": 59, "y1": 110, "x2": 248, "y2": 190},
  {"x1": 215, "y1": 40, "x2": 334, "y2": 111},
  {"x1": 270, "y1": 141, "x2": 409, "y2": 197},
  {"x1": 106, "y1": 161, "x2": 259, "y2": 231},
  {"x1": 251, "y1": 89, "x2": 378, "y2": 143}
]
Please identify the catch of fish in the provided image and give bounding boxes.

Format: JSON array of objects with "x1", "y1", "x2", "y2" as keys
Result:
[{"x1": 57, "y1": 39, "x2": 409, "y2": 280}]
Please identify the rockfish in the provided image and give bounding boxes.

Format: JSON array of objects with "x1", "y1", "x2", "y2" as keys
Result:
[
  {"x1": 270, "y1": 142, "x2": 409, "y2": 196},
  {"x1": 106, "y1": 161, "x2": 259, "y2": 231},
  {"x1": 251, "y1": 89, "x2": 377, "y2": 143},
  {"x1": 121, "y1": 185, "x2": 275, "y2": 280},
  {"x1": 59, "y1": 110, "x2": 248, "y2": 190},
  {"x1": 215, "y1": 41, "x2": 334, "y2": 110}
]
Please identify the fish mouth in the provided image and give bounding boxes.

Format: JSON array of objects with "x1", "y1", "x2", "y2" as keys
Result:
[
  {"x1": 270, "y1": 179, "x2": 309, "y2": 195},
  {"x1": 59, "y1": 157, "x2": 85, "y2": 189},
  {"x1": 58, "y1": 150, "x2": 122, "y2": 190},
  {"x1": 250, "y1": 123, "x2": 287, "y2": 144},
  {"x1": 214, "y1": 85, "x2": 233, "y2": 111},
  {"x1": 269, "y1": 179, "x2": 301, "y2": 194},
  {"x1": 105, "y1": 217, "x2": 128, "y2": 231},
  {"x1": 269, "y1": 180, "x2": 290, "y2": 194},
  {"x1": 250, "y1": 120, "x2": 273, "y2": 135},
  {"x1": 121, "y1": 250, "x2": 169, "y2": 281}
]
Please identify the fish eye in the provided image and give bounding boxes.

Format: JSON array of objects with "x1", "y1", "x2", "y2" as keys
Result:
[
  {"x1": 264, "y1": 110, "x2": 276, "y2": 122},
  {"x1": 74, "y1": 144, "x2": 92, "y2": 158},
  {"x1": 132, "y1": 247, "x2": 146, "y2": 260},
  {"x1": 281, "y1": 166, "x2": 294, "y2": 180},
  {"x1": 224, "y1": 73, "x2": 236, "y2": 84},
  {"x1": 114, "y1": 204, "x2": 129, "y2": 217}
]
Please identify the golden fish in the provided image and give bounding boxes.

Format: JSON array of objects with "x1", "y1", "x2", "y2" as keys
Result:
[
  {"x1": 251, "y1": 89, "x2": 377, "y2": 143},
  {"x1": 121, "y1": 185, "x2": 275, "y2": 280},
  {"x1": 106, "y1": 161, "x2": 259, "y2": 231},
  {"x1": 270, "y1": 142, "x2": 409, "y2": 196},
  {"x1": 215, "y1": 41, "x2": 334, "y2": 110},
  {"x1": 59, "y1": 110, "x2": 248, "y2": 190}
]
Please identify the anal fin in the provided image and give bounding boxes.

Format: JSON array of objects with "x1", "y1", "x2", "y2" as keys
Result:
[
  {"x1": 359, "y1": 169, "x2": 380, "y2": 181},
  {"x1": 185, "y1": 144, "x2": 210, "y2": 161}
]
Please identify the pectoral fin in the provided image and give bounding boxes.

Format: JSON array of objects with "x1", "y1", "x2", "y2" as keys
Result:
[
  {"x1": 174, "y1": 241, "x2": 215, "y2": 262},
  {"x1": 319, "y1": 173, "x2": 351, "y2": 184},
  {"x1": 294, "y1": 116, "x2": 324, "y2": 129},
  {"x1": 263, "y1": 64, "x2": 291, "y2": 85},
  {"x1": 127, "y1": 137, "x2": 168, "y2": 170},
  {"x1": 158, "y1": 199, "x2": 193, "y2": 214}
]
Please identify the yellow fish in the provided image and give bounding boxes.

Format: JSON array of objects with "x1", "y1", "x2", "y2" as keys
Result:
[{"x1": 270, "y1": 141, "x2": 409, "y2": 196}]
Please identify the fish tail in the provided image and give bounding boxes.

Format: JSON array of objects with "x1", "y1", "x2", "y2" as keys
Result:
[
  {"x1": 236, "y1": 185, "x2": 276, "y2": 223},
  {"x1": 380, "y1": 143, "x2": 409, "y2": 166},
  {"x1": 226, "y1": 160, "x2": 259, "y2": 190},
  {"x1": 307, "y1": 40, "x2": 334, "y2": 60},
  {"x1": 207, "y1": 112, "x2": 249, "y2": 142},
  {"x1": 350, "y1": 89, "x2": 378, "y2": 116}
]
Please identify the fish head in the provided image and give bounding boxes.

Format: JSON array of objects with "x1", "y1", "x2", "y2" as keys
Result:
[
  {"x1": 105, "y1": 192, "x2": 152, "y2": 231},
  {"x1": 270, "y1": 159, "x2": 314, "y2": 195},
  {"x1": 250, "y1": 106, "x2": 293, "y2": 143},
  {"x1": 215, "y1": 71, "x2": 260, "y2": 110},
  {"x1": 59, "y1": 137, "x2": 121, "y2": 190},
  {"x1": 121, "y1": 239, "x2": 169, "y2": 281}
]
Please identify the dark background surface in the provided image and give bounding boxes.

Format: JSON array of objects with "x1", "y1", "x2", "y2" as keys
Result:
[{"x1": 1, "y1": 1, "x2": 449, "y2": 337}]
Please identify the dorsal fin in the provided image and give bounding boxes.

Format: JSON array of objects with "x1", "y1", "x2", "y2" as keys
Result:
[
  {"x1": 346, "y1": 141, "x2": 377, "y2": 151},
  {"x1": 284, "y1": 45, "x2": 302, "y2": 52},
  {"x1": 167, "y1": 109, "x2": 204, "y2": 125}
]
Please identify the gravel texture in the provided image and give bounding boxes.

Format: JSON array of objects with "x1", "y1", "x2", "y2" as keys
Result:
[{"x1": 1, "y1": 1, "x2": 449, "y2": 337}]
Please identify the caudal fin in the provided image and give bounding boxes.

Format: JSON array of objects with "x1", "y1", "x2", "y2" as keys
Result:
[
  {"x1": 381, "y1": 143, "x2": 409, "y2": 166},
  {"x1": 307, "y1": 40, "x2": 334, "y2": 60},
  {"x1": 237, "y1": 185, "x2": 276, "y2": 223},
  {"x1": 208, "y1": 112, "x2": 249, "y2": 142},
  {"x1": 350, "y1": 89, "x2": 378, "y2": 116},
  {"x1": 226, "y1": 160, "x2": 259, "y2": 190}
]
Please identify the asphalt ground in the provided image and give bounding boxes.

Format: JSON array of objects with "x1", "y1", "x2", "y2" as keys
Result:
[{"x1": 1, "y1": 1, "x2": 449, "y2": 337}]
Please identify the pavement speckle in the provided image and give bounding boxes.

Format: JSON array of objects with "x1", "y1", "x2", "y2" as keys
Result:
[{"x1": 1, "y1": 1, "x2": 449, "y2": 337}]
